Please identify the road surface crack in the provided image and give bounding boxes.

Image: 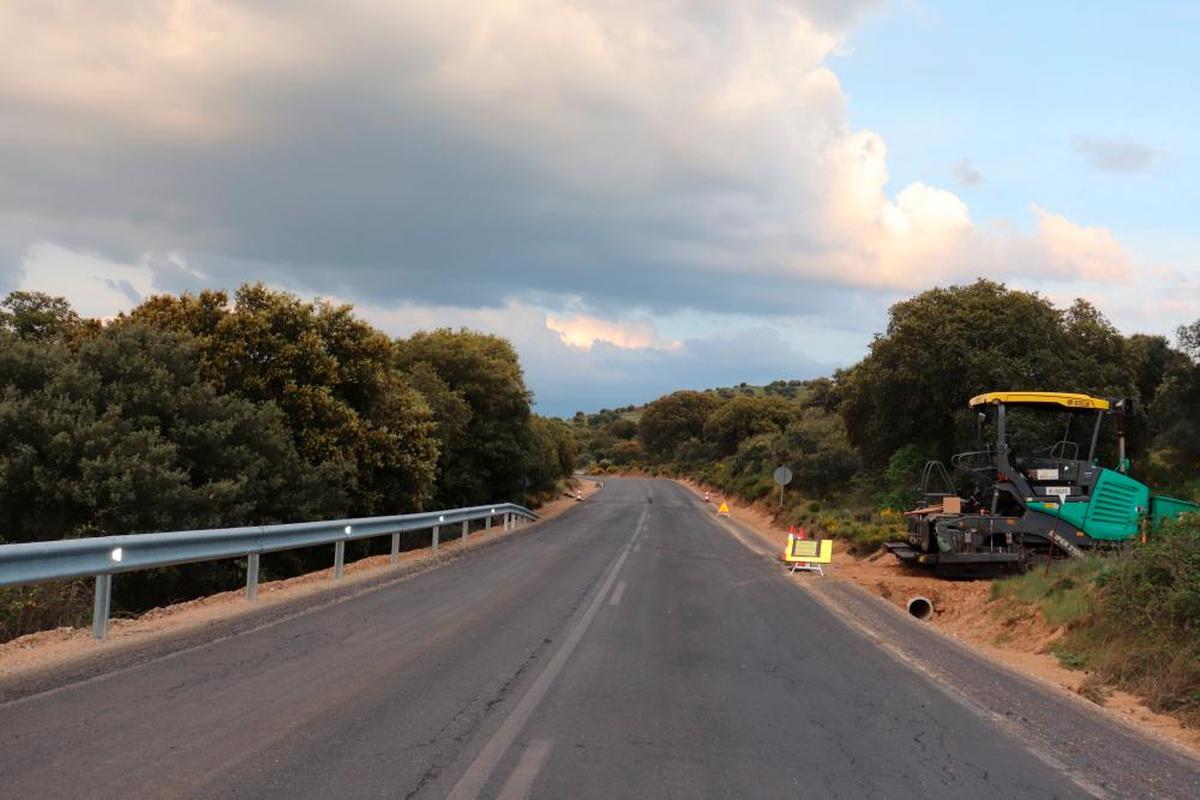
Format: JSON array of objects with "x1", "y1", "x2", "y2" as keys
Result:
[{"x1": 400, "y1": 635, "x2": 559, "y2": 799}]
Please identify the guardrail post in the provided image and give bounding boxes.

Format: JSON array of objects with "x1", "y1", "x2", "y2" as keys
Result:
[
  {"x1": 432, "y1": 525, "x2": 439, "y2": 552},
  {"x1": 334, "y1": 540, "x2": 345, "y2": 579},
  {"x1": 92, "y1": 574, "x2": 112, "y2": 640},
  {"x1": 246, "y1": 553, "x2": 259, "y2": 602},
  {"x1": 390, "y1": 533, "x2": 400, "y2": 565},
  {"x1": 461, "y1": 519, "x2": 468, "y2": 542},
  {"x1": 486, "y1": 515, "x2": 492, "y2": 533},
  {"x1": 504, "y1": 513, "x2": 510, "y2": 531}
]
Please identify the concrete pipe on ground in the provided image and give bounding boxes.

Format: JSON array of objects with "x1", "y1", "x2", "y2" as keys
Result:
[{"x1": 907, "y1": 596, "x2": 934, "y2": 621}]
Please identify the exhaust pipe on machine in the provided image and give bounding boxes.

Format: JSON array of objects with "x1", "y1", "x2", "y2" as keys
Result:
[{"x1": 907, "y1": 596, "x2": 934, "y2": 621}]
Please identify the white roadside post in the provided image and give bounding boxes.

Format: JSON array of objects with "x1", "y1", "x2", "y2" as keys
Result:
[
  {"x1": 92, "y1": 573, "x2": 113, "y2": 640},
  {"x1": 246, "y1": 553, "x2": 260, "y2": 601},
  {"x1": 433, "y1": 515, "x2": 444, "y2": 552},
  {"x1": 333, "y1": 526, "x2": 351, "y2": 579},
  {"x1": 92, "y1": 545, "x2": 124, "y2": 639}
]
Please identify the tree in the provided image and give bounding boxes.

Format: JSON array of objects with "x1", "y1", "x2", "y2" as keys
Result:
[
  {"x1": 1128, "y1": 334, "x2": 1187, "y2": 410},
  {"x1": 703, "y1": 395, "x2": 798, "y2": 456},
  {"x1": 1145, "y1": 321, "x2": 1200, "y2": 488},
  {"x1": 606, "y1": 418, "x2": 638, "y2": 440},
  {"x1": 609, "y1": 439, "x2": 643, "y2": 466},
  {"x1": 775, "y1": 409, "x2": 860, "y2": 498},
  {"x1": 838, "y1": 280, "x2": 1137, "y2": 469},
  {"x1": 1, "y1": 291, "x2": 88, "y2": 341},
  {"x1": 395, "y1": 328, "x2": 536, "y2": 506},
  {"x1": 526, "y1": 416, "x2": 577, "y2": 492},
  {"x1": 638, "y1": 390, "x2": 720, "y2": 461},
  {"x1": 127, "y1": 285, "x2": 439, "y2": 514},
  {"x1": 406, "y1": 361, "x2": 473, "y2": 474}
]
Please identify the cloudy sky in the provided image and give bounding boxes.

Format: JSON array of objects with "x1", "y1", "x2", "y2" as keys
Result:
[{"x1": 3, "y1": 2, "x2": 1198, "y2": 415}]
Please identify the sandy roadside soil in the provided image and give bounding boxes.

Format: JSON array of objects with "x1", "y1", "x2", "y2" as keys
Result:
[
  {"x1": 0, "y1": 480, "x2": 600, "y2": 683},
  {"x1": 675, "y1": 476, "x2": 1200, "y2": 755}
]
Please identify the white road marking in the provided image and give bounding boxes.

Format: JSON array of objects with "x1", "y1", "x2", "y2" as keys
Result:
[
  {"x1": 608, "y1": 581, "x2": 627, "y2": 606},
  {"x1": 496, "y1": 739, "x2": 554, "y2": 800},
  {"x1": 447, "y1": 506, "x2": 648, "y2": 800}
]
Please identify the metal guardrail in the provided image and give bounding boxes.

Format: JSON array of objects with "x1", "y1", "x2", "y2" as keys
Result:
[{"x1": 0, "y1": 503, "x2": 538, "y2": 639}]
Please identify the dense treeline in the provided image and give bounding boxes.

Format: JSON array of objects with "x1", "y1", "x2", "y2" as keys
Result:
[
  {"x1": 0, "y1": 286, "x2": 574, "y2": 639},
  {"x1": 573, "y1": 280, "x2": 1200, "y2": 548}
]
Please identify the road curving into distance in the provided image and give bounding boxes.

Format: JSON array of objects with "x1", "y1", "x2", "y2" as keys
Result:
[{"x1": 1, "y1": 477, "x2": 1197, "y2": 798}]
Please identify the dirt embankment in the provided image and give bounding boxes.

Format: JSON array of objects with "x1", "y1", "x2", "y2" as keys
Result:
[
  {"x1": 674, "y1": 477, "x2": 1200, "y2": 756},
  {"x1": 0, "y1": 480, "x2": 599, "y2": 683}
]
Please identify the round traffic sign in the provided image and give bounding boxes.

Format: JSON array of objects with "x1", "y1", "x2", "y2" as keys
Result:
[{"x1": 773, "y1": 466, "x2": 793, "y2": 486}]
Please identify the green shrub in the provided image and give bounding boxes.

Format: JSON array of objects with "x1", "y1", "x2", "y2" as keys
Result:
[{"x1": 995, "y1": 521, "x2": 1200, "y2": 724}]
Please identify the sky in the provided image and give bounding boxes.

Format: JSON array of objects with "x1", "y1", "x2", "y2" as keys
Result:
[{"x1": 2, "y1": 1, "x2": 1197, "y2": 416}]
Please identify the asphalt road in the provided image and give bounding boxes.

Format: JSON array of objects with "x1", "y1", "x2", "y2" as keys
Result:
[{"x1": 0, "y1": 478, "x2": 1192, "y2": 798}]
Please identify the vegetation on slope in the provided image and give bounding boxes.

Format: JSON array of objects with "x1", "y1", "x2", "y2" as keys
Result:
[{"x1": 993, "y1": 519, "x2": 1200, "y2": 724}]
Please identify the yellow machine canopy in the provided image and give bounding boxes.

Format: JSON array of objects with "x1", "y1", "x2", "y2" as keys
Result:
[{"x1": 968, "y1": 392, "x2": 1111, "y2": 411}]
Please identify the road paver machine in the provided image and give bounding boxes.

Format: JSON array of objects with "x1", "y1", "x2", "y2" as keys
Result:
[{"x1": 885, "y1": 391, "x2": 1197, "y2": 575}]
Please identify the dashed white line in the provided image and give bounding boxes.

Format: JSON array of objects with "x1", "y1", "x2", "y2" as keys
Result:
[
  {"x1": 446, "y1": 506, "x2": 648, "y2": 799},
  {"x1": 608, "y1": 581, "x2": 627, "y2": 606},
  {"x1": 496, "y1": 739, "x2": 554, "y2": 800}
]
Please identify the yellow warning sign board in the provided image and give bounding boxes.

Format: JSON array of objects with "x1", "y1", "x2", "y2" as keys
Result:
[
  {"x1": 783, "y1": 538, "x2": 832, "y2": 563},
  {"x1": 716, "y1": 502, "x2": 731, "y2": 516},
  {"x1": 782, "y1": 535, "x2": 832, "y2": 575}
]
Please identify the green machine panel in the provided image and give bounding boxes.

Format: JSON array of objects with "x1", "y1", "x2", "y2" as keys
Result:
[{"x1": 1082, "y1": 469, "x2": 1148, "y2": 541}]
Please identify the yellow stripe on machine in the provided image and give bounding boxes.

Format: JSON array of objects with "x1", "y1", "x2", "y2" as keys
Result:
[{"x1": 967, "y1": 391, "x2": 1110, "y2": 411}]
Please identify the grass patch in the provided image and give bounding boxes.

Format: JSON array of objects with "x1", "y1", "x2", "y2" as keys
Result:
[
  {"x1": 1051, "y1": 644, "x2": 1088, "y2": 671},
  {"x1": 994, "y1": 519, "x2": 1200, "y2": 725},
  {"x1": 991, "y1": 559, "x2": 1104, "y2": 630}
]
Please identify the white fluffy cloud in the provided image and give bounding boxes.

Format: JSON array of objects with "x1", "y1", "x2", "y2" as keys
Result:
[{"x1": 0, "y1": 1, "x2": 1163, "y2": 412}]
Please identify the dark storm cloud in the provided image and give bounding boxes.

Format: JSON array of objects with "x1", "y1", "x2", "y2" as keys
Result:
[{"x1": 0, "y1": 0, "x2": 885, "y2": 319}]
